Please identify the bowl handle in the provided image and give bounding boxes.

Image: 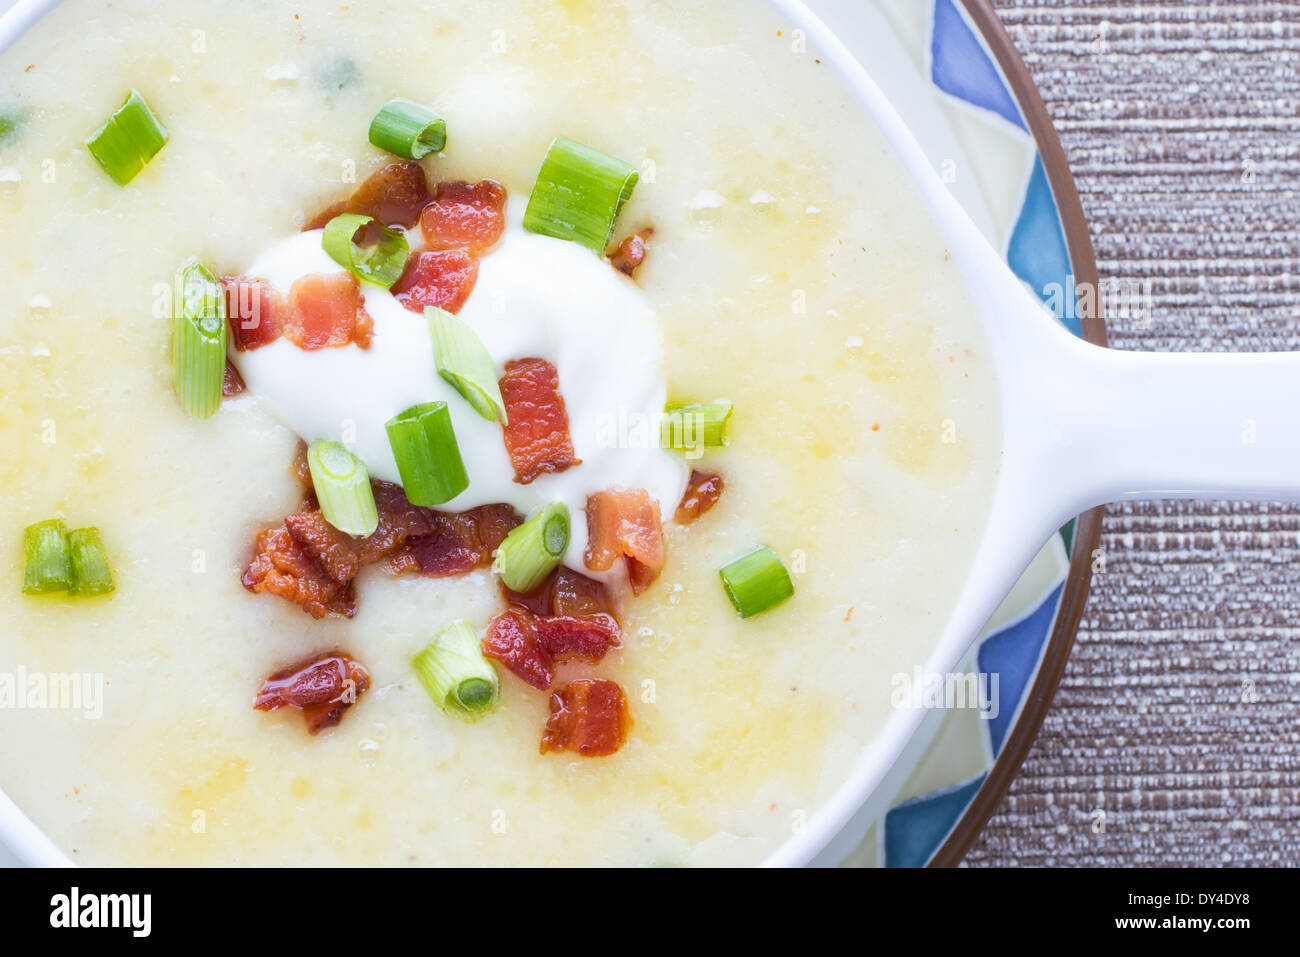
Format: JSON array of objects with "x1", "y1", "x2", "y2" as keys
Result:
[{"x1": 1016, "y1": 326, "x2": 1300, "y2": 520}]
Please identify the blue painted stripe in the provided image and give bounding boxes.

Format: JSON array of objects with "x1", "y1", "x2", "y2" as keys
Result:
[
  {"x1": 930, "y1": 0, "x2": 1027, "y2": 131},
  {"x1": 1007, "y1": 157, "x2": 1077, "y2": 334},
  {"x1": 884, "y1": 773, "x2": 988, "y2": 868},
  {"x1": 977, "y1": 582, "x2": 1065, "y2": 758}
]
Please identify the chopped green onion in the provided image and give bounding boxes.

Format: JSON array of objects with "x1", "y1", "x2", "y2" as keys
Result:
[
  {"x1": 384, "y1": 402, "x2": 469, "y2": 507},
  {"x1": 523, "y1": 136, "x2": 639, "y2": 253},
  {"x1": 368, "y1": 98, "x2": 447, "y2": 160},
  {"x1": 413, "y1": 620, "x2": 500, "y2": 720},
  {"x1": 661, "y1": 402, "x2": 733, "y2": 453},
  {"x1": 22, "y1": 520, "x2": 72, "y2": 595},
  {"x1": 68, "y1": 527, "x2": 115, "y2": 597},
  {"x1": 0, "y1": 113, "x2": 18, "y2": 147},
  {"x1": 85, "y1": 89, "x2": 168, "y2": 185},
  {"x1": 493, "y1": 503, "x2": 570, "y2": 593},
  {"x1": 307, "y1": 440, "x2": 379, "y2": 536},
  {"x1": 322, "y1": 213, "x2": 410, "y2": 288},
  {"x1": 719, "y1": 546, "x2": 794, "y2": 619},
  {"x1": 426, "y1": 307, "x2": 507, "y2": 424},
  {"x1": 172, "y1": 259, "x2": 228, "y2": 419}
]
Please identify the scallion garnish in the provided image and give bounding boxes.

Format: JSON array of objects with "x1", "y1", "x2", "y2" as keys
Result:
[
  {"x1": 321, "y1": 213, "x2": 410, "y2": 288},
  {"x1": 492, "y1": 503, "x2": 570, "y2": 593},
  {"x1": 719, "y1": 546, "x2": 794, "y2": 619},
  {"x1": 413, "y1": 620, "x2": 500, "y2": 720},
  {"x1": 307, "y1": 440, "x2": 380, "y2": 536},
  {"x1": 172, "y1": 259, "x2": 228, "y2": 420},
  {"x1": 384, "y1": 401, "x2": 469, "y2": 506},
  {"x1": 426, "y1": 307, "x2": 507, "y2": 424},
  {"x1": 661, "y1": 401, "x2": 733, "y2": 453},
  {"x1": 368, "y1": 98, "x2": 447, "y2": 160},
  {"x1": 68, "y1": 527, "x2": 115, "y2": 597},
  {"x1": 22, "y1": 520, "x2": 73, "y2": 595},
  {"x1": 85, "y1": 89, "x2": 168, "y2": 185},
  {"x1": 523, "y1": 136, "x2": 639, "y2": 253}
]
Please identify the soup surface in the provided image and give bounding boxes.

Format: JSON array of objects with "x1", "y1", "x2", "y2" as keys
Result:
[{"x1": 0, "y1": 0, "x2": 1001, "y2": 866}]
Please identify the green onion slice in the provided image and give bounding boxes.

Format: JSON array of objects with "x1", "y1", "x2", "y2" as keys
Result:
[
  {"x1": 368, "y1": 98, "x2": 447, "y2": 160},
  {"x1": 523, "y1": 136, "x2": 639, "y2": 253},
  {"x1": 68, "y1": 527, "x2": 115, "y2": 597},
  {"x1": 385, "y1": 401, "x2": 469, "y2": 507},
  {"x1": 426, "y1": 308, "x2": 507, "y2": 424},
  {"x1": 493, "y1": 503, "x2": 570, "y2": 593},
  {"x1": 661, "y1": 401, "x2": 733, "y2": 453},
  {"x1": 413, "y1": 620, "x2": 500, "y2": 720},
  {"x1": 85, "y1": 89, "x2": 169, "y2": 186},
  {"x1": 719, "y1": 546, "x2": 794, "y2": 619},
  {"x1": 321, "y1": 213, "x2": 410, "y2": 288},
  {"x1": 22, "y1": 519, "x2": 73, "y2": 595},
  {"x1": 307, "y1": 440, "x2": 380, "y2": 536},
  {"x1": 172, "y1": 259, "x2": 228, "y2": 420}
]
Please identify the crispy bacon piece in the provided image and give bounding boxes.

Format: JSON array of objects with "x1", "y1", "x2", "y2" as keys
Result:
[
  {"x1": 584, "y1": 489, "x2": 665, "y2": 594},
  {"x1": 242, "y1": 525, "x2": 357, "y2": 619},
  {"x1": 483, "y1": 609, "x2": 554, "y2": 691},
  {"x1": 499, "y1": 358, "x2": 581, "y2": 484},
  {"x1": 391, "y1": 249, "x2": 479, "y2": 315},
  {"x1": 541, "y1": 678, "x2": 630, "y2": 757},
  {"x1": 535, "y1": 615, "x2": 620, "y2": 661},
  {"x1": 245, "y1": 467, "x2": 520, "y2": 617},
  {"x1": 392, "y1": 503, "x2": 521, "y2": 577},
  {"x1": 675, "y1": 470, "x2": 724, "y2": 524},
  {"x1": 224, "y1": 277, "x2": 285, "y2": 351},
  {"x1": 284, "y1": 507, "x2": 361, "y2": 583},
  {"x1": 255, "y1": 652, "x2": 371, "y2": 734},
  {"x1": 501, "y1": 567, "x2": 621, "y2": 631},
  {"x1": 608, "y1": 229, "x2": 652, "y2": 277},
  {"x1": 420, "y1": 180, "x2": 508, "y2": 256},
  {"x1": 285, "y1": 273, "x2": 373, "y2": 350},
  {"x1": 305, "y1": 160, "x2": 434, "y2": 235},
  {"x1": 224, "y1": 274, "x2": 372, "y2": 351},
  {"x1": 223, "y1": 359, "x2": 246, "y2": 397}
]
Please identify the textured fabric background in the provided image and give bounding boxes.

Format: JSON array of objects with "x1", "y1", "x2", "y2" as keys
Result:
[{"x1": 966, "y1": 0, "x2": 1300, "y2": 867}]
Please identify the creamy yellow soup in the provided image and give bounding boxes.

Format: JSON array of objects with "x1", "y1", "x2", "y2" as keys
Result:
[{"x1": 0, "y1": 0, "x2": 1000, "y2": 866}]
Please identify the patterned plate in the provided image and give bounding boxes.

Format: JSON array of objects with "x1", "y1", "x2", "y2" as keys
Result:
[{"x1": 802, "y1": 0, "x2": 1105, "y2": 867}]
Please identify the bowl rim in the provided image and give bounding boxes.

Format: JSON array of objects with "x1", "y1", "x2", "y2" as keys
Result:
[{"x1": 928, "y1": 0, "x2": 1107, "y2": 867}]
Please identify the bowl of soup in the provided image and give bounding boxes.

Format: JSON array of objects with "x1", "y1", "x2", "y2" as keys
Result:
[{"x1": 0, "y1": 0, "x2": 1010, "y2": 867}]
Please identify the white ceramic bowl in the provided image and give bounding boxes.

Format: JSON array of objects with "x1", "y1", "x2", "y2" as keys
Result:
[{"x1": 3, "y1": 0, "x2": 1295, "y2": 868}]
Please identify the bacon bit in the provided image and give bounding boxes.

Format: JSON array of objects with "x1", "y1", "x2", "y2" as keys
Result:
[
  {"x1": 222, "y1": 359, "x2": 246, "y2": 397},
  {"x1": 584, "y1": 489, "x2": 665, "y2": 594},
  {"x1": 285, "y1": 273, "x2": 373, "y2": 350},
  {"x1": 541, "y1": 679, "x2": 630, "y2": 757},
  {"x1": 223, "y1": 277, "x2": 285, "y2": 351},
  {"x1": 483, "y1": 610, "x2": 554, "y2": 690},
  {"x1": 393, "y1": 503, "x2": 522, "y2": 577},
  {"x1": 291, "y1": 441, "x2": 313, "y2": 487},
  {"x1": 254, "y1": 652, "x2": 370, "y2": 734},
  {"x1": 608, "y1": 229, "x2": 652, "y2": 277},
  {"x1": 551, "y1": 567, "x2": 617, "y2": 619},
  {"x1": 420, "y1": 180, "x2": 508, "y2": 256},
  {"x1": 246, "y1": 467, "x2": 519, "y2": 618},
  {"x1": 535, "y1": 615, "x2": 620, "y2": 661},
  {"x1": 284, "y1": 507, "x2": 361, "y2": 583},
  {"x1": 242, "y1": 526, "x2": 356, "y2": 619},
  {"x1": 391, "y1": 249, "x2": 479, "y2": 315},
  {"x1": 482, "y1": 604, "x2": 620, "y2": 692},
  {"x1": 674, "y1": 470, "x2": 724, "y2": 524},
  {"x1": 499, "y1": 358, "x2": 581, "y2": 484},
  {"x1": 305, "y1": 160, "x2": 433, "y2": 234}
]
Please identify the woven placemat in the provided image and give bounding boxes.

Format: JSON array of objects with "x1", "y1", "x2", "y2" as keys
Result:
[{"x1": 966, "y1": 0, "x2": 1300, "y2": 867}]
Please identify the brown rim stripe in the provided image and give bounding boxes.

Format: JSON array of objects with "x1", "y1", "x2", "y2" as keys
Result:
[{"x1": 927, "y1": 0, "x2": 1106, "y2": 868}]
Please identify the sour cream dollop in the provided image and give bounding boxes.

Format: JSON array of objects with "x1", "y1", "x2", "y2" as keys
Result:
[{"x1": 232, "y1": 204, "x2": 688, "y2": 573}]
